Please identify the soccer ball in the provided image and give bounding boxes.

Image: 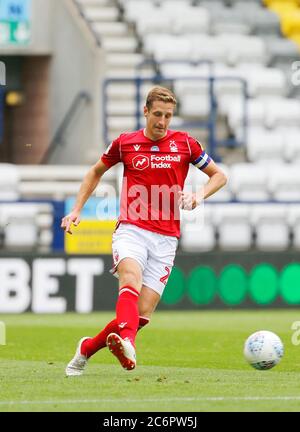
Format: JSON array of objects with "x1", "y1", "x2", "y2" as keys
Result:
[{"x1": 243, "y1": 330, "x2": 284, "y2": 370}]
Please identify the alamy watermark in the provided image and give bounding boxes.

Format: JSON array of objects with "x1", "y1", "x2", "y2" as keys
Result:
[
  {"x1": 0, "y1": 322, "x2": 6, "y2": 345},
  {"x1": 291, "y1": 321, "x2": 300, "y2": 346},
  {"x1": 0, "y1": 61, "x2": 6, "y2": 86},
  {"x1": 291, "y1": 61, "x2": 300, "y2": 86},
  {"x1": 95, "y1": 179, "x2": 206, "y2": 228}
]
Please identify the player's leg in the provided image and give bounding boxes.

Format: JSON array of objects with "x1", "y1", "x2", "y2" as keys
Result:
[
  {"x1": 82, "y1": 283, "x2": 158, "y2": 361},
  {"x1": 66, "y1": 257, "x2": 143, "y2": 375},
  {"x1": 138, "y1": 284, "x2": 161, "y2": 321},
  {"x1": 106, "y1": 257, "x2": 143, "y2": 370},
  {"x1": 66, "y1": 224, "x2": 147, "y2": 375},
  {"x1": 105, "y1": 225, "x2": 150, "y2": 370},
  {"x1": 107, "y1": 230, "x2": 177, "y2": 371}
]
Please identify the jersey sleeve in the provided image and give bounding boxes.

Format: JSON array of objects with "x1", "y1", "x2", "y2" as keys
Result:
[
  {"x1": 188, "y1": 135, "x2": 212, "y2": 170},
  {"x1": 101, "y1": 136, "x2": 122, "y2": 168}
]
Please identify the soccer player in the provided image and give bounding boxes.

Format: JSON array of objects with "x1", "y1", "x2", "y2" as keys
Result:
[{"x1": 61, "y1": 86, "x2": 227, "y2": 376}]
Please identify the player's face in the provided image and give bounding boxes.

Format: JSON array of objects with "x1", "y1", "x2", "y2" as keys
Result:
[{"x1": 144, "y1": 101, "x2": 174, "y2": 141}]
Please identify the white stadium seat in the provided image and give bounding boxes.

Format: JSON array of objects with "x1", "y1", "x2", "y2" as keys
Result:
[
  {"x1": 0, "y1": 202, "x2": 53, "y2": 251},
  {"x1": 181, "y1": 205, "x2": 216, "y2": 252},
  {"x1": 213, "y1": 204, "x2": 252, "y2": 250},
  {"x1": 82, "y1": 6, "x2": 119, "y2": 21},
  {"x1": 284, "y1": 129, "x2": 300, "y2": 162},
  {"x1": 264, "y1": 97, "x2": 300, "y2": 129},
  {"x1": 4, "y1": 221, "x2": 38, "y2": 250},
  {"x1": 0, "y1": 164, "x2": 20, "y2": 201},
  {"x1": 228, "y1": 100, "x2": 265, "y2": 132},
  {"x1": 246, "y1": 128, "x2": 284, "y2": 163},
  {"x1": 230, "y1": 163, "x2": 269, "y2": 202},
  {"x1": 251, "y1": 204, "x2": 289, "y2": 251},
  {"x1": 268, "y1": 165, "x2": 300, "y2": 202}
]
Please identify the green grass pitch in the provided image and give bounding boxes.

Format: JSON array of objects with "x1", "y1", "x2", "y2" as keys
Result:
[{"x1": 0, "y1": 310, "x2": 300, "y2": 412}]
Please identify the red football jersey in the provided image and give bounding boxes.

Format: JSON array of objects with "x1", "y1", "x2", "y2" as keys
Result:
[{"x1": 101, "y1": 129, "x2": 211, "y2": 238}]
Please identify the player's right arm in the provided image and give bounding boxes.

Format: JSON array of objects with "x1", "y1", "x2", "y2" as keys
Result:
[
  {"x1": 61, "y1": 136, "x2": 122, "y2": 234},
  {"x1": 61, "y1": 159, "x2": 109, "y2": 234}
]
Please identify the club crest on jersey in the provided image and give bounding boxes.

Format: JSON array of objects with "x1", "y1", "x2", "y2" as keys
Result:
[
  {"x1": 169, "y1": 140, "x2": 178, "y2": 152},
  {"x1": 151, "y1": 146, "x2": 159, "y2": 152},
  {"x1": 132, "y1": 154, "x2": 149, "y2": 170},
  {"x1": 133, "y1": 145, "x2": 141, "y2": 151}
]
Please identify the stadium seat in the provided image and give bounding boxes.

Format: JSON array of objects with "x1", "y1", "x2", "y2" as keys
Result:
[
  {"x1": 0, "y1": 202, "x2": 53, "y2": 251},
  {"x1": 284, "y1": 129, "x2": 300, "y2": 162},
  {"x1": 0, "y1": 164, "x2": 20, "y2": 201},
  {"x1": 213, "y1": 204, "x2": 252, "y2": 250},
  {"x1": 81, "y1": 6, "x2": 119, "y2": 21},
  {"x1": 216, "y1": 34, "x2": 267, "y2": 66},
  {"x1": 152, "y1": 36, "x2": 193, "y2": 62},
  {"x1": 101, "y1": 37, "x2": 139, "y2": 53},
  {"x1": 251, "y1": 204, "x2": 289, "y2": 251},
  {"x1": 123, "y1": 0, "x2": 156, "y2": 23},
  {"x1": 230, "y1": 163, "x2": 270, "y2": 202},
  {"x1": 246, "y1": 8, "x2": 281, "y2": 35},
  {"x1": 4, "y1": 220, "x2": 38, "y2": 250},
  {"x1": 265, "y1": 36, "x2": 300, "y2": 65},
  {"x1": 211, "y1": 8, "x2": 252, "y2": 35},
  {"x1": 228, "y1": 100, "x2": 265, "y2": 133},
  {"x1": 180, "y1": 205, "x2": 216, "y2": 252},
  {"x1": 264, "y1": 97, "x2": 300, "y2": 129},
  {"x1": 248, "y1": 68, "x2": 287, "y2": 98},
  {"x1": 91, "y1": 22, "x2": 128, "y2": 37},
  {"x1": 268, "y1": 165, "x2": 300, "y2": 202},
  {"x1": 246, "y1": 128, "x2": 284, "y2": 162},
  {"x1": 135, "y1": 14, "x2": 172, "y2": 37},
  {"x1": 173, "y1": 8, "x2": 211, "y2": 34}
]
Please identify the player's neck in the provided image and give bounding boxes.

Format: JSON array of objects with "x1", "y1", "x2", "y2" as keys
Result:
[{"x1": 143, "y1": 128, "x2": 168, "y2": 142}]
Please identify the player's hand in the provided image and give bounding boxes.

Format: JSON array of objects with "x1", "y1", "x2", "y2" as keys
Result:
[
  {"x1": 178, "y1": 191, "x2": 198, "y2": 210},
  {"x1": 61, "y1": 211, "x2": 81, "y2": 235}
]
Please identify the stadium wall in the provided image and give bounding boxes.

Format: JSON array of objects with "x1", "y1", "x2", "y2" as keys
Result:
[
  {"x1": 47, "y1": 0, "x2": 106, "y2": 165},
  {"x1": 0, "y1": 0, "x2": 106, "y2": 165},
  {"x1": 0, "y1": 253, "x2": 299, "y2": 313}
]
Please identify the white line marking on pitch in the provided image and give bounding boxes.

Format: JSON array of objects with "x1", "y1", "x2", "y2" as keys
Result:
[{"x1": 1, "y1": 396, "x2": 300, "y2": 405}]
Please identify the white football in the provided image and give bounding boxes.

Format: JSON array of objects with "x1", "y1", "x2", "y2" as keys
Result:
[{"x1": 243, "y1": 330, "x2": 284, "y2": 370}]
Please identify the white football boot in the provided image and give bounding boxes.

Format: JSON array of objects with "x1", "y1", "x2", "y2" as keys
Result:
[
  {"x1": 106, "y1": 333, "x2": 136, "y2": 370},
  {"x1": 65, "y1": 337, "x2": 91, "y2": 376}
]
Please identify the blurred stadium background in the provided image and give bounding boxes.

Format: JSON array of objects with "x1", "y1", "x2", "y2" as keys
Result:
[{"x1": 1, "y1": 0, "x2": 300, "y2": 314}]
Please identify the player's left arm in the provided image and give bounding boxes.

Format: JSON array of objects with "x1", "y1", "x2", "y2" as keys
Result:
[
  {"x1": 199, "y1": 159, "x2": 227, "y2": 201},
  {"x1": 179, "y1": 160, "x2": 227, "y2": 210}
]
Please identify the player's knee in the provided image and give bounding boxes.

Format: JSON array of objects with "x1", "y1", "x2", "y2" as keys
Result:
[{"x1": 119, "y1": 269, "x2": 141, "y2": 290}]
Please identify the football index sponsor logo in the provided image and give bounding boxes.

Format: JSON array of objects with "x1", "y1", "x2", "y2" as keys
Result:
[
  {"x1": 133, "y1": 154, "x2": 181, "y2": 170},
  {"x1": 132, "y1": 154, "x2": 149, "y2": 170},
  {"x1": 151, "y1": 154, "x2": 181, "y2": 168}
]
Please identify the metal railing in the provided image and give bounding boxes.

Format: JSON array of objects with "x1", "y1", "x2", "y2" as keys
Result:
[
  {"x1": 102, "y1": 60, "x2": 248, "y2": 161},
  {"x1": 41, "y1": 91, "x2": 91, "y2": 164}
]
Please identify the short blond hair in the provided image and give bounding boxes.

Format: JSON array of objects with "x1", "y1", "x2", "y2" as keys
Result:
[{"x1": 146, "y1": 86, "x2": 177, "y2": 110}]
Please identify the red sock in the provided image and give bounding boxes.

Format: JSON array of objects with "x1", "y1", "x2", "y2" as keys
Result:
[
  {"x1": 81, "y1": 319, "x2": 118, "y2": 358},
  {"x1": 116, "y1": 285, "x2": 140, "y2": 347},
  {"x1": 81, "y1": 315, "x2": 149, "y2": 358}
]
